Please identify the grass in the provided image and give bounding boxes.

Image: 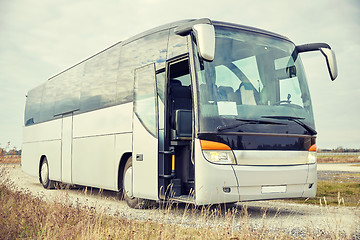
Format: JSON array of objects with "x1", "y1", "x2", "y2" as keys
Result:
[
  {"x1": 1, "y1": 167, "x2": 358, "y2": 239},
  {"x1": 284, "y1": 172, "x2": 360, "y2": 207},
  {"x1": 0, "y1": 155, "x2": 21, "y2": 164},
  {"x1": 0, "y1": 185, "x2": 292, "y2": 240},
  {"x1": 0, "y1": 167, "x2": 294, "y2": 240},
  {"x1": 317, "y1": 154, "x2": 360, "y2": 163},
  {"x1": 287, "y1": 181, "x2": 360, "y2": 207}
]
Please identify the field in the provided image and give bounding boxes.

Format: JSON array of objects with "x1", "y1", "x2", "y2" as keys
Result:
[
  {"x1": 0, "y1": 155, "x2": 21, "y2": 164},
  {"x1": 1, "y1": 170, "x2": 358, "y2": 239},
  {"x1": 1, "y1": 153, "x2": 359, "y2": 239},
  {"x1": 317, "y1": 154, "x2": 360, "y2": 163},
  {"x1": 1, "y1": 154, "x2": 359, "y2": 206},
  {"x1": 0, "y1": 167, "x2": 307, "y2": 240},
  {"x1": 283, "y1": 172, "x2": 360, "y2": 207}
]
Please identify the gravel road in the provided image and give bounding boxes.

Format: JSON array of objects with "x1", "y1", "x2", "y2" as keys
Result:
[{"x1": 1, "y1": 164, "x2": 359, "y2": 238}]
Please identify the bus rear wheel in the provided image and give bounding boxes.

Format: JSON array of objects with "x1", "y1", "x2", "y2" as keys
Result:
[
  {"x1": 123, "y1": 156, "x2": 150, "y2": 209},
  {"x1": 39, "y1": 157, "x2": 55, "y2": 189}
]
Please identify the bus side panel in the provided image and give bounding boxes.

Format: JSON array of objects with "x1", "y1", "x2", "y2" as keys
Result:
[
  {"x1": 22, "y1": 119, "x2": 62, "y2": 180},
  {"x1": 72, "y1": 135, "x2": 115, "y2": 189},
  {"x1": 22, "y1": 141, "x2": 62, "y2": 181},
  {"x1": 194, "y1": 139, "x2": 239, "y2": 205},
  {"x1": 72, "y1": 104, "x2": 133, "y2": 190},
  {"x1": 73, "y1": 103, "x2": 133, "y2": 138},
  {"x1": 22, "y1": 119, "x2": 62, "y2": 143}
]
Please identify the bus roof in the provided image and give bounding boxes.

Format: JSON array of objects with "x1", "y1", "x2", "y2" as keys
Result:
[{"x1": 48, "y1": 18, "x2": 291, "y2": 81}]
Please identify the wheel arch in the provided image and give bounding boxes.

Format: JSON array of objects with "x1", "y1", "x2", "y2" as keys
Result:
[
  {"x1": 117, "y1": 152, "x2": 132, "y2": 191},
  {"x1": 38, "y1": 155, "x2": 47, "y2": 179}
]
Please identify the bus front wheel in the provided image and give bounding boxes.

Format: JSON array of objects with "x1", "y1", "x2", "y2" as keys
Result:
[
  {"x1": 39, "y1": 157, "x2": 55, "y2": 189},
  {"x1": 123, "y1": 156, "x2": 150, "y2": 209}
]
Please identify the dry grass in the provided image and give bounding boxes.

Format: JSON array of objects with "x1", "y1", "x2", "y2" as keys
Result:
[
  {"x1": 0, "y1": 186, "x2": 289, "y2": 240},
  {"x1": 286, "y1": 180, "x2": 360, "y2": 207},
  {"x1": 317, "y1": 155, "x2": 360, "y2": 163},
  {"x1": 0, "y1": 155, "x2": 21, "y2": 164},
  {"x1": 0, "y1": 168, "x2": 358, "y2": 239},
  {"x1": 0, "y1": 168, "x2": 291, "y2": 240},
  {"x1": 285, "y1": 171, "x2": 360, "y2": 207}
]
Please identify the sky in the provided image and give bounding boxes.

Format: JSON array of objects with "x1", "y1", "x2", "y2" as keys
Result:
[{"x1": 0, "y1": 0, "x2": 359, "y2": 149}]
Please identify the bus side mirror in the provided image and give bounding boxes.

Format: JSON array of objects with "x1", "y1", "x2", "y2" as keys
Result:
[
  {"x1": 296, "y1": 43, "x2": 338, "y2": 81},
  {"x1": 192, "y1": 24, "x2": 215, "y2": 61},
  {"x1": 320, "y1": 48, "x2": 338, "y2": 81}
]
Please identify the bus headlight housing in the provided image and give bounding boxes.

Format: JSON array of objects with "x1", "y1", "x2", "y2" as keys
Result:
[
  {"x1": 203, "y1": 150, "x2": 236, "y2": 164},
  {"x1": 200, "y1": 140, "x2": 236, "y2": 164},
  {"x1": 307, "y1": 144, "x2": 317, "y2": 164}
]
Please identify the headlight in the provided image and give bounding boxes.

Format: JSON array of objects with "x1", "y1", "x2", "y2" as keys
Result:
[
  {"x1": 203, "y1": 150, "x2": 236, "y2": 164},
  {"x1": 200, "y1": 140, "x2": 236, "y2": 164},
  {"x1": 307, "y1": 151, "x2": 317, "y2": 164},
  {"x1": 307, "y1": 144, "x2": 317, "y2": 164}
]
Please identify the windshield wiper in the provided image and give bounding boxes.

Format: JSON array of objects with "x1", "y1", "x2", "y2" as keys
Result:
[
  {"x1": 217, "y1": 118, "x2": 285, "y2": 132},
  {"x1": 261, "y1": 115, "x2": 317, "y2": 135}
]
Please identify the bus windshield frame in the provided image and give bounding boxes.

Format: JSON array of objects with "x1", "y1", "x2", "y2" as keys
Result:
[{"x1": 192, "y1": 25, "x2": 315, "y2": 136}]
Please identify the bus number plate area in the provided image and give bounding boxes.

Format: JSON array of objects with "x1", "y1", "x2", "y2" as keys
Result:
[{"x1": 261, "y1": 185, "x2": 287, "y2": 194}]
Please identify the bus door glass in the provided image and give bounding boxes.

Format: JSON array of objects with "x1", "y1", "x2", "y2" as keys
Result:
[{"x1": 132, "y1": 63, "x2": 159, "y2": 200}]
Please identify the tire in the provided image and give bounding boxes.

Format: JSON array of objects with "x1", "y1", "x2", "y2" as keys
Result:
[
  {"x1": 122, "y1": 156, "x2": 150, "y2": 209},
  {"x1": 39, "y1": 157, "x2": 55, "y2": 189}
]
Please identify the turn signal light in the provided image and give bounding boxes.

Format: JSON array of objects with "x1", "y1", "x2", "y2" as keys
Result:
[
  {"x1": 309, "y1": 144, "x2": 317, "y2": 152},
  {"x1": 200, "y1": 140, "x2": 231, "y2": 150}
]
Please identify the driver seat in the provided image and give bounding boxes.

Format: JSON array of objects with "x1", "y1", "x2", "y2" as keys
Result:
[{"x1": 238, "y1": 82, "x2": 257, "y2": 105}]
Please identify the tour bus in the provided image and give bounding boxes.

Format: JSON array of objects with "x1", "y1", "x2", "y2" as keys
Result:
[{"x1": 22, "y1": 19, "x2": 338, "y2": 208}]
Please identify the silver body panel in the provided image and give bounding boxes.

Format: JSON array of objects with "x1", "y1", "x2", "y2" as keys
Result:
[
  {"x1": 22, "y1": 103, "x2": 133, "y2": 191},
  {"x1": 233, "y1": 150, "x2": 310, "y2": 165}
]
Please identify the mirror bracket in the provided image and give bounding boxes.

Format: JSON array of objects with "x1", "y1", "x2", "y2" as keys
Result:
[
  {"x1": 174, "y1": 18, "x2": 212, "y2": 36},
  {"x1": 174, "y1": 19, "x2": 215, "y2": 62}
]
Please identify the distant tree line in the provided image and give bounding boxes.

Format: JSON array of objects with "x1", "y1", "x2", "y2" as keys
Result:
[
  {"x1": 318, "y1": 147, "x2": 360, "y2": 153},
  {"x1": 0, "y1": 142, "x2": 22, "y2": 157}
]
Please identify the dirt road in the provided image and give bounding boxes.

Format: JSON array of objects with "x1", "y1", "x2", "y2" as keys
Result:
[
  {"x1": 1, "y1": 164, "x2": 359, "y2": 237},
  {"x1": 318, "y1": 163, "x2": 360, "y2": 172}
]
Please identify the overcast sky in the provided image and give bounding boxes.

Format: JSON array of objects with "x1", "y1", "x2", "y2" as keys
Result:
[{"x1": 0, "y1": 0, "x2": 359, "y2": 149}]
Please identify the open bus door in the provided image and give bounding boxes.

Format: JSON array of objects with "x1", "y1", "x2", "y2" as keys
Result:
[{"x1": 132, "y1": 64, "x2": 159, "y2": 200}]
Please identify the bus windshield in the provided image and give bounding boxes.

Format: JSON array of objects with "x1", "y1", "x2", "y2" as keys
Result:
[{"x1": 195, "y1": 26, "x2": 315, "y2": 135}]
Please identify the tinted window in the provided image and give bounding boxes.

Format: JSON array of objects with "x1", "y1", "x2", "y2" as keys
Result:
[
  {"x1": 167, "y1": 29, "x2": 188, "y2": 59},
  {"x1": 39, "y1": 80, "x2": 56, "y2": 122},
  {"x1": 80, "y1": 44, "x2": 120, "y2": 112},
  {"x1": 25, "y1": 29, "x2": 172, "y2": 125},
  {"x1": 117, "y1": 30, "x2": 169, "y2": 104},
  {"x1": 134, "y1": 64, "x2": 157, "y2": 137},
  {"x1": 24, "y1": 85, "x2": 44, "y2": 126},
  {"x1": 53, "y1": 64, "x2": 83, "y2": 115}
]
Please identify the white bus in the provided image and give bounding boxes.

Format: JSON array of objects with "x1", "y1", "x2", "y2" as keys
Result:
[{"x1": 22, "y1": 19, "x2": 337, "y2": 208}]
